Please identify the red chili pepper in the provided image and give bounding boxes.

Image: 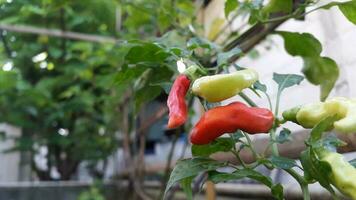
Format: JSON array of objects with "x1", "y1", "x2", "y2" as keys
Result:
[
  {"x1": 190, "y1": 102, "x2": 274, "y2": 145},
  {"x1": 167, "y1": 74, "x2": 191, "y2": 129}
]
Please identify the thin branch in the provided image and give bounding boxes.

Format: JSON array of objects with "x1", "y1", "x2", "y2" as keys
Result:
[
  {"x1": 0, "y1": 30, "x2": 12, "y2": 58},
  {"x1": 159, "y1": 130, "x2": 179, "y2": 199},
  {"x1": 59, "y1": 8, "x2": 67, "y2": 61},
  {"x1": 0, "y1": 24, "x2": 118, "y2": 43},
  {"x1": 137, "y1": 105, "x2": 168, "y2": 136},
  {"x1": 209, "y1": 0, "x2": 306, "y2": 66}
]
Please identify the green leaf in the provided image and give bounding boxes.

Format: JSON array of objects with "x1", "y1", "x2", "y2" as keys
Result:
[
  {"x1": 277, "y1": 31, "x2": 322, "y2": 57},
  {"x1": 217, "y1": 47, "x2": 243, "y2": 66},
  {"x1": 349, "y1": 158, "x2": 356, "y2": 168},
  {"x1": 158, "y1": 30, "x2": 187, "y2": 48},
  {"x1": 339, "y1": 0, "x2": 356, "y2": 25},
  {"x1": 225, "y1": 0, "x2": 239, "y2": 18},
  {"x1": 150, "y1": 82, "x2": 172, "y2": 94},
  {"x1": 134, "y1": 86, "x2": 161, "y2": 113},
  {"x1": 187, "y1": 37, "x2": 219, "y2": 50},
  {"x1": 114, "y1": 66, "x2": 147, "y2": 85},
  {"x1": 300, "y1": 149, "x2": 335, "y2": 193},
  {"x1": 318, "y1": 0, "x2": 356, "y2": 25},
  {"x1": 209, "y1": 169, "x2": 272, "y2": 186},
  {"x1": 125, "y1": 42, "x2": 170, "y2": 64},
  {"x1": 276, "y1": 128, "x2": 291, "y2": 144},
  {"x1": 270, "y1": 155, "x2": 297, "y2": 169},
  {"x1": 164, "y1": 158, "x2": 226, "y2": 196},
  {"x1": 303, "y1": 56, "x2": 339, "y2": 101},
  {"x1": 309, "y1": 115, "x2": 338, "y2": 145},
  {"x1": 317, "y1": 135, "x2": 346, "y2": 152},
  {"x1": 263, "y1": 0, "x2": 293, "y2": 14},
  {"x1": 0, "y1": 70, "x2": 18, "y2": 90},
  {"x1": 319, "y1": 1, "x2": 348, "y2": 9},
  {"x1": 253, "y1": 81, "x2": 267, "y2": 92},
  {"x1": 209, "y1": 169, "x2": 283, "y2": 200},
  {"x1": 191, "y1": 138, "x2": 235, "y2": 157},
  {"x1": 277, "y1": 31, "x2": 340, "y2": 101},
  {"x1": 273, "y1": 73, "x2": 304, "y2": 93},
  {"x1": 271, "y1": 184, "x2": 284, "y2": 200},
  {"x1": 300, "y1": 149, "x2": 315, "y2": 182},
  {"x1": 180, "y1": 177, "x2": 193, "y2": 200}
]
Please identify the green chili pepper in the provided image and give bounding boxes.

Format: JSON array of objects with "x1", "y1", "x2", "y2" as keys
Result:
[
  {"x1": 192, "y1": 69, "x2": 258, "y2": 102},
  {"x1": 319, "y1": 151, "x2": 356, "y2": 199},
  {"x1": 282, "y1": 97, "x2": 356, "y2": 133}
]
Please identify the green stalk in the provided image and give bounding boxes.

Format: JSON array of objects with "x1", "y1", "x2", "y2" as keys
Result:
[
  {"x1": 231, "y1": 150, "x2": 247, "y2": 168},
  {"x1": 285, "y1": 169, "x2": 310, "y2": 200},
  {"x1": 274, "y1": 90, "x2": 281, "y2": 117},
  {"x1": 242, "y1": 131, "x2": 259, "y2": 159},
  {"x1": 269, "y1": 128, "x2": 279, "y2": 156},
  {"x1": 238, "y1": 92, "x2": 258, "y2": 107}
]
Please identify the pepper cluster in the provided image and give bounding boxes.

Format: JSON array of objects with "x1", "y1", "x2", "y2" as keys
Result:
[
  {"x1": 283, "y1": 97, "x2": 356, "y2": 199},
  {"x1": 283, "y1": 97, "x2": 356, "y2": 133},
  {"x1": 318, "y1": 150, "x2": 356, "y2": 199},
  {"x1": 167, "y1": 68, "x2": 274, "y2": 145}
]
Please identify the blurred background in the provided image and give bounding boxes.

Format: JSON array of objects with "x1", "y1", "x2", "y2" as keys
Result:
[{"x1": 0, "y1": 0, "x2": 355, "y2": 200}]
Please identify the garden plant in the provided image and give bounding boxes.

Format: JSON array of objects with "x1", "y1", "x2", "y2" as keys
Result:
[{"x1": 0, "y1": 0, "x2": 356, "y2": 199}]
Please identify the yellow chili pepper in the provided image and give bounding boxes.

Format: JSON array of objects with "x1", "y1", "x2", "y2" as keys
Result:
[
  {"x1": 319, "y1": 151, "x2": 356, "y2": 199},
  {"x1": 283, "y1": 97, "x2": 356, "y2": 134},
  {"x1": 192, "y1": 69, "x2": 258, "y2": 103}
]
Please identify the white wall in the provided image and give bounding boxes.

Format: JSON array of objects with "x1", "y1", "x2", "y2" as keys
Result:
[
  {"x1": 0, "y1": 124, "x2": 21, "y2": 181},
  {"x1": 204, "y1": 0, "x2": 356, "y2": 133}
]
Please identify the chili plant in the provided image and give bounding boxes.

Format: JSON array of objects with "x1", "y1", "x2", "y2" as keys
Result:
[{"x1": 162, "y1": 1, "x2": 356, "y2": 200}]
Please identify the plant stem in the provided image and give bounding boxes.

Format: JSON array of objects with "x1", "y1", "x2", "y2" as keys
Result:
[
  {"x1": 265, "y1": 92, "x2": 273, "y2": 111},
  {"x1": 242, "y1": 131, "x2": 258, "y2": 159},
  {"x1": 269, "y1": 128, "x2": 279, "y2": 156},
  {"x1": 261, "y1": 13, "x2": 297, "y2": 23},
  {"x1": 274, "y1": 90, "x2": 281, "y2": 117},
  {"x1": 238, "y1": 92, "x2": 258, "y2": 107},
  {"x1": 261, "y1": 4, "x2": 321, "y2": 24},
  {"x1": 231, "y1": 150, "x2": 247, "y2": 168},
  {"x1": 159, "y1": 131, "x2": 179, "y2": 199},
  {"x1": 285, "y1": 169, "x2": 310, "y2": 200},
  {"x1": 302, "y1": 184, "x2": 311, "y2": 200}
]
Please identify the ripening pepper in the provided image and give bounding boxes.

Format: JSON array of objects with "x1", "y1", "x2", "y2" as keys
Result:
[
  {"x1": 190, "y1": 101, "x2": 274, "y2": 145},
  {"x1": 318, "y1": 150, "x2": 356, "y2": 199},
  {"x1": 192, "y1": 69, "x2": 258, "y2": 102},
  {"x1": 282, "y1": 97, "x2": 356, "y2": 133},
  {"x1": 167, "y1": 74, "x2": 191, "y2": 129}
]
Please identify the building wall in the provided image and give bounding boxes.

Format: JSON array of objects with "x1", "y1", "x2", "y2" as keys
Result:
[
  {"x1": 0, "y1": 124, "x2": 21, "y2": 181},
  {"x1": 203, "y1": 0, "x2": 356, "y2": 133}
]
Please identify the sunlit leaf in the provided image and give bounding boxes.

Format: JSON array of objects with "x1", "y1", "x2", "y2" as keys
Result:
[
  {"x1": 225, "y1": 0, "x2": 239, "y2": 18},
  {"x1": 191, "y1": 138, "x2": 235, "y2": 157},
  {"x1": 273, "y1": 73, "x2": 304, "y2": 93},
  {"x1": 164, "y1": 158, "x2": 227, "y2": 196}
]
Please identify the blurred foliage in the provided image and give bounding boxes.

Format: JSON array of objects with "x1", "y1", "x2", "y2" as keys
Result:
[
  {"x1": 77, "y1": 184, "x2": 105, "y2": 200},
  {"x1": 0, "y1": 0, "x2": 354, "y2": 187},
  {"x1": 0, "y1": 0, "x2": 197, "y2": 180}
]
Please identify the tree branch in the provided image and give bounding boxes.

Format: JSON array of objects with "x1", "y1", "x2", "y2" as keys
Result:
[
  {"x1": 0, "y1": 30, "x2": 12, "y2": 58},
  {"x1": 0, "y1": 24, "x2": 118, "y2": 43},
  {"x1": 210, "y1": 0, "x2": 305, "y2": 66}
]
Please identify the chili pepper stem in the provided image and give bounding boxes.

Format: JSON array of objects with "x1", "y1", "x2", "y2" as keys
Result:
[
  {"x1": 238, "y1": 92, "x2": 258, "y2": 107},
  {"x1": 269, "y1": 128, "x2": 279, "y2": 156},
  {"x1": 242, "y1": 131, "x2": 259, "y2": 159},
  {"x1": 285, "y1": 168, "x2": 311, "y2": 200},
  {"x1": 275, "y1": 90, "x2": 282, "y2": 117},
  {"x1": 183, "y1": 65, "x2": 207, "y2": 81},
  {"x1": 266, "y1": 93, "x2": 273, "y2": 111},
  {"x1": 231, "y1": 150, "x2": 247, "y2": 168}
]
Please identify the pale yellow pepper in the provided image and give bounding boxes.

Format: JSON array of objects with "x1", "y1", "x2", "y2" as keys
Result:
[
  {"x1": 320, "y1": 151, "x2": 356, "y2": 200},
  {"x1": 283, "y1": 97, "x2": 356, "y2": 133},
  {"x1": 192, "y1": 69, "x2": 258, "y2": 103}
]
